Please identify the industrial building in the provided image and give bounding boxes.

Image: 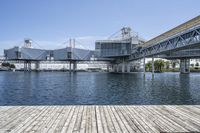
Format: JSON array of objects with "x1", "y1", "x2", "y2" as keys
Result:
[
  {"x1": 95, "y1": 27, "x2": 146, "y2": 72},
  {"x1": 4, "y1": 39, "x2": 111, "y2": 71}
]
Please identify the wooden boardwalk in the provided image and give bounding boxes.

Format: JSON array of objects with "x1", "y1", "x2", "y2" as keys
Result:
[{"x1": 0, "y1": 105, "x2": 200, "y2": 133}]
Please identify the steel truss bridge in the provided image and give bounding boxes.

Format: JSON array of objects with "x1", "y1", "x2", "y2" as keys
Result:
[
  {"x1": 129, "y1": 25, "x2": 200, "y2": 60},
  {"x1": 126, "y1": 16, "x2": 200, "y2": 74}
]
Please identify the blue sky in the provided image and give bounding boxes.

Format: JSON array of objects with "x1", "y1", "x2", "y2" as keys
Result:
[{"x1": 0, "y1": 0, "x2": 199, "y2": 53}]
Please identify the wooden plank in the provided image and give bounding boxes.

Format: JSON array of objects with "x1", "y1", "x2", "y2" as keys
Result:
[
  {"x1": 164, "y1": 106, "x2": 200, "y2": 130},
  {"x1": 152, "y1": 106, "x2": 200, "y2": 132},
  {"x1": 98, "y1": 106, "x2": 110, "y2": 133},
  {"x1": 1, "y1": 106, "x2": 37, "y2": 132},
  {"x1": 14, "y1": 106, "x2": 47, "y2": 132},
  {"x1": 46, "y1": 106, "x2": 65, "y2": 132},
  {"x1": 91, "y1": 106, "x2": 97, "y2": 133},
  {"x1": 114, "y1": 106, "x2": 142, "y2": 132},
  {"x1": 72, "y1": 105, "x2": 84, "y2": 133},
  {"x1": 121, "y1": 106, "x2": 156, "y2": 133},
  {"x1": 109, "y1": 106, "x2": 129, "y2": 133},
  {"x1": 54, "y1": 106, "x2": 73, "y2": 132},
  {"x1": 95, "y1": 106, "x2": 104, "y2": 133},
  {"x1": 34, "y1": 106, "x2": 58, "y2": 132},
  {"x1": 0, "y1": 106, "x2": 25, "y2": 127},
  {"x1": 0, "y1": 105, "x2": 200, "y2": 133},
  {"x1": 106, "y1": 106, "x2": 122, "y2": 133},
  {"x1": 40, "y1": 106, "x2": 64, "y2": 132},
  {"x1": 60, "y1": 106, "x2": 76, "y2": 133},
  {"x1": 102, "y1": 106, "x2": 116, "y2": 133},
  {"x1": 141, "y1": 106, "x2": 187, "y2": 132}
]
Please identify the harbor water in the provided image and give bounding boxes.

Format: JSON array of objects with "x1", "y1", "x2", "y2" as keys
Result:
[{"x1": 0, "y1": 71, "x2": 200, "y2": 105}]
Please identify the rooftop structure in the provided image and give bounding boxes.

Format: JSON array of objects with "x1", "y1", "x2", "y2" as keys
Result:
[
  {"x1": 4, "y1": 38, "x2": 102, "y2": 62},
  {"x1": 95, "y1": 27, "x2": 145, "y2": 58}
]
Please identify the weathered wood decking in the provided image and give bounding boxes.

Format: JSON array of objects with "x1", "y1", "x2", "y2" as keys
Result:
[{"x1": 0, "y1": 105, "x2": 200, "y2": 133}]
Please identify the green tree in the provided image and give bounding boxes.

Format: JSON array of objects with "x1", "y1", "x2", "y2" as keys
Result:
[
  {"x1": 195, "y1": 62, "x2": 199, "y2": 67},
  {"x1": 154, "y1": 59, "x2": 165, "y2": 72},
  {"x1": 165, "y1": 61, "x2": 170, "y2": 70},
  {"x1": 145, "y1": 61, "x2": 152, "y2": 72},
  {"x1": 1, "y1": 62, "x2": 10, "y2": 67},
  {"x1": 10, "y1": 64, "x2": 16, "y2": 69},
  {"x1": 170, "y1": 60, "x2": 179, "y2": 70}
]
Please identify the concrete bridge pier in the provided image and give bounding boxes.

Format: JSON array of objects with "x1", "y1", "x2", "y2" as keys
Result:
[
  {"x1": 69, "y1": 61, "x2": 77, "y2": 72},
  {"x1": 24, "y1": 61, "x2": 32, "y2": 71},
  {"x1": 107, "y1": 65, "x2": 114, "y2": 72},
  {"x1": 112, "y1": 63, "x2": 131, "y2": 73},
  {"x1": 35, "y1": 61, "x2": 40, "y2": 71},
  {"x1": 127, "y1": 63, "x2": 130, "y2": 73},
  {"x1": 109, "y1": 65, "x2": 114, "y2": 72},
  {"x1": 180, "y1": 59, "x2": 190, "y2": 74},
  {"x1": 69, "y1": 61, "x2": 72, "y2": 72},
  {"x1": 143, "y1": 57, "x2": 146, "y2": 74},
  {"x1": 152, "y1": 56, "x2": 154, "y2": 75},
  {"x1": 114, "y1": 65, "x2": 118, "y2": 72},
  {"x1": 122, "y1": 62, "x2": 125, "y2": 73},
  {"x1": 116, "y1": 65, "x2": 120, "y2": 72},
  {"x1": 73, "y1": 61, "x2": 77, "y2": 72},
  {"x1": 107, "y1": 65, "x2": 110, "y2": 72}
]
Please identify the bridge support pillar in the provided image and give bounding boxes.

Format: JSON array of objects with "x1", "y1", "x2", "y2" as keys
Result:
[
  {"x1": 127, "y1": 63, "x2": 130, "y2": 73},
  {"x1": 180, "y1": 59, "x2": 190, "y2": 74},
  {"x1": 28, "y1": 61, "x2": 31, "y2": 71},
  {"x1": 24, "y1": 61, "x2": 32, "y2": 71},
  {"x1": 24, "y1": 61, "x2": 27, "y2": 71},
  {"x1": 143, "y1": 57, "x2": 146, "y2": 73},
  {"x1": 35, "y1": 61, "x2": 40, "y2": 71},
  {"x1": 122, "y1": 62, "x2": 125, "y2": 73},
  {"x1": 69, "y1": 61, "x2": 77, "y2": 72},
  {"x1": 110, "y1": 65, "x2": 114, "y2": 72},
  {"x1": 152, "y1": 56, "x2": 154, "y2": 74},
  {"x1": 114, "y1": 65, "x2": 118, "y2": 72},
  {"x1": 69, "y1": 61, "x2": 72, "y2": 72},
  {"x1": 115, "y1": 65, "x2": 118, "y2": 72},
  {"x1": 73, "y1": 61, "x2": 77, "y2": 72},
  {"x1": 107, "y1": 65, "x2": 109, "y2": 72}
]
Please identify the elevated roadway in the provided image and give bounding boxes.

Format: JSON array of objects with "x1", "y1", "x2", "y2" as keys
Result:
[{"x1": 129, "y1": 16, "x2": 200, "y2": 73}]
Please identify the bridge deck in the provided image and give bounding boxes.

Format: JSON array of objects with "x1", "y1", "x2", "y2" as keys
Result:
[
  {"x1": 0, "y1": 105, "x2": 200, "y2": 133},
  {"x1": 144, "y1": 15, "x2": 200, "y2": 47}
]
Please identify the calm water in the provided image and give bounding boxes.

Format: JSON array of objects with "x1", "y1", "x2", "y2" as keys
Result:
[{"x1": 0, "y1": 71, "x2": 200, "y2": 105}]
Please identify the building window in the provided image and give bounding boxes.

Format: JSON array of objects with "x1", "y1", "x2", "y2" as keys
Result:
[
  {"x1": 16, "y1": 51, "x2": 21, "y2": 59},
  {"x1": 67, "y1": 52, "x2": 72, "y2": 59}
]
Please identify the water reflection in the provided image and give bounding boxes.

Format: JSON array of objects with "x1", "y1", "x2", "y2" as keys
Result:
[{"x1": 0, "y1": 71, "x2": 199, "y2": 105}]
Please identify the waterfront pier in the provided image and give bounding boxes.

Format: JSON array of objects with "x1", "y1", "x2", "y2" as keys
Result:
[{"x1": 0, "y1": 105, "x2": 200, "y2": 132}]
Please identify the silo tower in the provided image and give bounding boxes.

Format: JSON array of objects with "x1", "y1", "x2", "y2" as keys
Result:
[
  {"x1": 24, "y1": 39, "x2": 32, "y2": 48},
  {"x1": 121, "y1": 27, "x2": 131, "y2": 39}
]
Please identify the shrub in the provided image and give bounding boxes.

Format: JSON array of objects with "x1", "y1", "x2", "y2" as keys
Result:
[
  {"x1": 10, "y1": 64, "x2": 16, "y2": 69},
  {"x1": 1, "y1": 62, "x2": 10, "y2": 67}
]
